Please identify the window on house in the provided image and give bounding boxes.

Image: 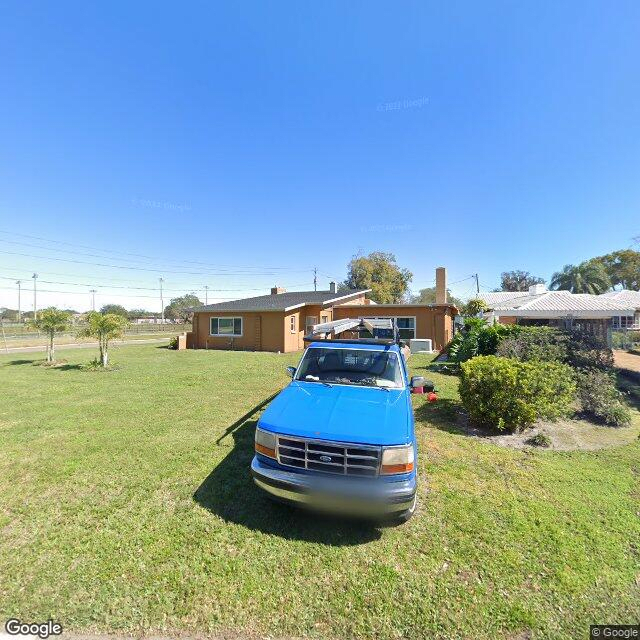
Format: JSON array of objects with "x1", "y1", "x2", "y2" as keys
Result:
[
  {"x1": 395, "y1": 317, "x2": 416, "y2": 340},
  {"x1": 613, "y1": 315, "x2": 636, "y2": 329},
  {"x1": 305, "y1": 316, "x2": 318, "y2": 334},
  {"x1": 210, "y1": 317, "x2": 242, "y2": 336},
  {"x1": 361, "y1": 316, "x2": 416, "y2": 340},
  {"x1": 290, "y1": 315, "x2": 296, "y2": 333},
  {"x1": 321, "y1": 314, "x2": 329, "y2": 323}
]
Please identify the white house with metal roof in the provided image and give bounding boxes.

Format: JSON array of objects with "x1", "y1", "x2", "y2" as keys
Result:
[
  {"x1": 599, "y1": 290, "x2": 640, "y2": 329},
  {"x1": 478, "y1": 284, "x2": 635, "y2": 342}
]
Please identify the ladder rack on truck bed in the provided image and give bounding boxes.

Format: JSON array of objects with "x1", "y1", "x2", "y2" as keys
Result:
[{"x1": 303, "y1": 317, "x2": 401, "y2": 345}]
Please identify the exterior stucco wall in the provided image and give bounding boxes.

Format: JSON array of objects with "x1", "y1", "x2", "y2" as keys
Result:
[
  {"x1": 191, "y1": 311, "x2": 286, "y2": 352},
  {"x1": 332, "y1": 304, "x2": 455, "y2": 351},
  {"x1": 189, "y1": 292, "x2": 374, "y2": 353}
]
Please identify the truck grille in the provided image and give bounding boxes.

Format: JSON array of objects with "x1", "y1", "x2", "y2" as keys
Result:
[{"x1": 276, "y1": 435, "x2": 381, "y2": 477}]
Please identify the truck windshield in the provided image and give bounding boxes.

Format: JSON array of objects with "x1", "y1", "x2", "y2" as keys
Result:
[{"x1": 295, "y1": 347, "x2": 404, "y2": 389}]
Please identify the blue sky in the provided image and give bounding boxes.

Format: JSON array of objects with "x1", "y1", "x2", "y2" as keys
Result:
[{"x1": 0, "y1": 1, "x2": 639, "y2": 311}]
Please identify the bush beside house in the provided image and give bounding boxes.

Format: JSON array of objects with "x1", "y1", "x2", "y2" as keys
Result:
[
  {"x1": 453, "y1": 323, "x2": 631, "y2": 430},
  {"x1": 459, "y1": 356, "x2": 575, "y2": 431}
]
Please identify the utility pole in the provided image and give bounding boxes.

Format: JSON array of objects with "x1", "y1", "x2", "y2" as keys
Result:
[
  {"x1": 313, "y1": 267, "x2": 317, "y2": 291},
  {"x1": 474, "y1": 273, "x2": 480, "y2": 296},
  {"x1": 204, "y1": 285, "x2": 209, "y2": 305},
  {"x1": 16, "y1": 280, "x2": 22, "y2": 321},
  {"x1": 90, "y1": 289, "x2": 97, "y2": 311},
  {"x1": 159, "y1": 277, "x2": 165, "y2": 323},
  {"x1": 32, "y1": 273, "x2": 38, "y2": 320}
]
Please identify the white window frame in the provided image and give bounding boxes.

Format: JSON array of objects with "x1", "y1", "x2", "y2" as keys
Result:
[
  {"x1": 364, "y1": 315, "x2": 416, "y2": 340},
  {"x1": 210, "y1": 316, "x2": 243, "y2": 337},
  {"x1": 305, "y1": 315, "x2": 318, "y2": 334},
  {"x1": 613, "y1": 315, "x2": 636, "y2": 329},
  {"x1": 290, "y1": 315, "x2": 297, "y2": 333}
]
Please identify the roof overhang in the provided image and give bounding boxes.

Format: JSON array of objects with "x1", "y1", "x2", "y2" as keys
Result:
[{"x1": 491, "y1": 308, "x2": 635, "y2": 319}]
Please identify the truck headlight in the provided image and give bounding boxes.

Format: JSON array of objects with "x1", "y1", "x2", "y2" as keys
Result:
[
  {"x1": 381, "y1": 445, "x2": 414, "y2": 474},
  {"x1": 255, "y1": 427, "x2": 276, "y2": 459}
]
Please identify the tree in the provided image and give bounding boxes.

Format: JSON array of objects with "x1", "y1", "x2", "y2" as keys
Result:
[
  {"x1": 410, "y1": 286, "x2": 463, "y2": 308},
  {"x1": 498, "y1": 270, "x2": 545, "y2": 292},
  {"x1": 164, "y1": 294, "x2": 203, "y2": 322},
  {"x1": 99, "y1": 304, "x2": 129, "y2": 318},
  {"x1": 588, "y1": 250, "x2": 640, "y2": 291},
  {"x1": 342, "y1": 252, "x2": 412, "y2": 303},
  {"x1": 128, "y1": 308, "x2": 158, "y2": 320},
  {"x1": 550, "y1": 262, "x2": 611, "y2": 294},
  {"x1": 78, "y1": 312, "x2": 128, "y2": 367},
  {"x1": 0, "y1": 308, "x2": 19, "y2": 321},
  {"x1": 28, "y1": 307, "x2": 71, "y2": 362},
  {"x1": 461, "y1": 298, "x2": 488, "y2": 316}
]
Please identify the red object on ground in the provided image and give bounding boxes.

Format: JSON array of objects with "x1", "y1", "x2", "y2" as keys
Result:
[
  {"x1": 411, "y1": 386, "x2": 424, "y2": 394},
  {"x1": 427, "y1": 392, "x2": 438, "y2": 402}
]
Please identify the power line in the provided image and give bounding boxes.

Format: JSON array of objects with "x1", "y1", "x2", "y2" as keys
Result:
[
  {"x1": 0, "y1": 274, "x2": 314, "y2": 293},
  {"x1": 0, "y1": 268, "x2": 314, "y2": 290},
  {"x1": 0, "y1": 248, "x2": 310, "y2": 277},
  {"x1": 0, "y1": 231, "x2": 311, "y2": 272},
  {"x1": 0, "y1": 285, "x2": 242, "y2": 300}
]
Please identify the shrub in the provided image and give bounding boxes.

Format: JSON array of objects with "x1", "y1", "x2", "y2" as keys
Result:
[
  {"x1": 448, "y1": 319, "x2": 521, "y2": 363},
  {"x1": 565, "y1": 329, "x2": 614, "y2": 371},
  {"x1": 459, "y1": 356, "x2": 575, "y2": 431},
  {"x1": 612, "y1": 330, "x2": 640, "y2": 349},
  {"x1": 574, "y1": 368, "x2": 632, "y2": 427},
  {"x1": 526, "y1": 433, "x2": 552, "y2": 447},
  {"x1": 496, "y1": 326, "x2": 568, "y2": 363},
  {"x1": 168, "y1": 336, "x2": 178, "y2": 350}
]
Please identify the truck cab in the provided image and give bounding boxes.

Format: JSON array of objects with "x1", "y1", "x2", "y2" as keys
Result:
[{"x1": 251, "y1": 318, "x2": 427, "y2": 523}]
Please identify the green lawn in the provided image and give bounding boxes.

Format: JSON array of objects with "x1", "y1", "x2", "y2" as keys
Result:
[{"x1": 1, "y1": 344, "x2": 639, "y2": 639}]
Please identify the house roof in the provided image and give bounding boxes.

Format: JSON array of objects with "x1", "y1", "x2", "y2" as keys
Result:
[
  {"x1": 599, "y1": 289, "x2": 640, "y2": 309},
  {"x1": 478, "y1": 289, "x2": 634, "y2": 318},
  {"x1": 192, "y1": 289, "x2": 370, "y2": 313}
]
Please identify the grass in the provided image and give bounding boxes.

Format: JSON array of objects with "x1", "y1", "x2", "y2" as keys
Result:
[
  {"x1": 1, "y1": 345, "x2": 639, "y2": 639},
  {"x1": 1, "y1": 325, "x2": 187, "y2": 349}
]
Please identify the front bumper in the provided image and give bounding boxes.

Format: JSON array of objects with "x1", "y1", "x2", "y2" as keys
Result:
[{"x1": 251, "y1": 456, "x2": 416, "y2": 516}]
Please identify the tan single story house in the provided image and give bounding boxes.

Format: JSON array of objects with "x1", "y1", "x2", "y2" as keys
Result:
[{"x1": 187, "y1": 268, "x2": 458, "y2": 353}]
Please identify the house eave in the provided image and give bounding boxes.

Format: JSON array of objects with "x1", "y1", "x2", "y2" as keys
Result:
[{"x1": 489, "y1": 308, "x2": 634, "y2": 319}]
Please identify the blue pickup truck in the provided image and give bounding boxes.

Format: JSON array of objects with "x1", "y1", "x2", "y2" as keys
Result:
[{"x1": 251, "y1": 319, "x2": 428, "y2": 523}]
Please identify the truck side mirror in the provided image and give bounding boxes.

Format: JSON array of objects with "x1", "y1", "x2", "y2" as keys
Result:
[{"x1": 286, "y1": 366, "x2": 296, "y2": 378}]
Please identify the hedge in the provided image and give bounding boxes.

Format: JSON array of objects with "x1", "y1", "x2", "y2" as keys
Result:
[{"x1": 459, "y1": 355, "x2": 576, "y2": 431}]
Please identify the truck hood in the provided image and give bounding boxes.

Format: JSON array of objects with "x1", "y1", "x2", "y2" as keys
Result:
[{"x1": 257, "y1": 381, "x2": 411, "y2": 446}]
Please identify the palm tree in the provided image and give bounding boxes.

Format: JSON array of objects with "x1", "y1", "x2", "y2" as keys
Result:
[
  {"x1": 550, "y1": 262, "x2": 611, "y2": 294},
  {"x1": 28, "y1": 307, "x2": 71, "y2": 362},
  {"x1": 78, "y1": 312, "x2": 128, "y2": 367}
]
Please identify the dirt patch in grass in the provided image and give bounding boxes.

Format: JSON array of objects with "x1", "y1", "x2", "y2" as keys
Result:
[{"x1": 454, "y1": 411, "x2": 640, "y2": 451}]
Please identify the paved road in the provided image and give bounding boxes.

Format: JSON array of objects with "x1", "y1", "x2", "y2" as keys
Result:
[{"x1": 0, "y1": 337, "x2": 168, "y2": 355}]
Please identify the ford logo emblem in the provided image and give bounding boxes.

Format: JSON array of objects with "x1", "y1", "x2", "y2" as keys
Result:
[{"x1": 319, "y1": 455, "x2": 332, "y2": 463}]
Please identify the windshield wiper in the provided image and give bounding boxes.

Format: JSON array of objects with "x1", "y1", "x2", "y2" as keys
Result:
[
  {"x1": 302, "y1": 375, "x2": 333, "y2": 387},
  {"x1": 352, "y1": 379, "x2": 390, "y2": 391}
]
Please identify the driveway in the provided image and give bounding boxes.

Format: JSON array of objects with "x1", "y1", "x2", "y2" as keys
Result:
[{"x1": 614, "y1": 350, "x2": 640, "y2": 377}]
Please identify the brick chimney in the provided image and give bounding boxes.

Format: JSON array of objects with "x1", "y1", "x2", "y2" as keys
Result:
[
  {"x1": 329, "y1": 281, "x2": 337, "y2": 293},
  {"x1": 435, "y1": 267, "x2": 447, "y2": 304},
  {"x1": 270, "y1": 286, "x2": 286, "y2": 295}
]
